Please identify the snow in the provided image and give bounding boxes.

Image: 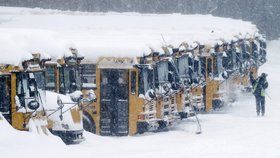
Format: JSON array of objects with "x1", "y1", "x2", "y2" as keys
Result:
[
  {"x1": 0, "y1": 6, "x2": 279, "y2": 158},
  {"x1": 0, "y1": 39, "x2": 279, "y2": 158},
  {"x1": 45, "y1": 91, "x2": 83, "y2": 131},
  {"x1": 0, "y1": 6, "x2": 258, "y2": 64}
]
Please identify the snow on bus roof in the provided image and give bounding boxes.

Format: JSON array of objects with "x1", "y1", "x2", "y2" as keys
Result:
[{"x1": 0, "y1": 6, "x2": 258, "y2": 64}]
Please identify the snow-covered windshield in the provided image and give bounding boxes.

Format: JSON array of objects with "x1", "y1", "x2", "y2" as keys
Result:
[
  {"x1": 16, "y1": 71, "x2": 45, "y2": 107},
  {"x1": 194, "y1": 59, "x2": 201, "y2": 77},
  {"x1": 60, "y1": 67, "x2": 81, "y2": 93},
  {"x1": 214, "y1": 53, "x2": 223, "y2": 77},
  {"x1": 156, "y1": 61, "x2": 169, "y2": 83},
  {"x1": 200, "y1": 57, "x2": 206, "y2": 77},
  {"x1": 33, "y1": 71, "x2": 45, "y2": 90},
  {"x1": 139, "y1": 68, "x2": 153, "y2": 95},
  {"x1": 244, "y1": 43, "x2": 251, "y2": 60},
  {"x1": 178, "y1": 56, "x2": 188, "y2": 77},
  {"x1": 46, "y1": 66, "x2": 55, "y2": 89}
]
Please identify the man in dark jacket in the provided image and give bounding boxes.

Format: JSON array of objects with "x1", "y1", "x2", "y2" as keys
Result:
[{"x1": 250, "y1": 72, "x2": 268, "y2": 116}]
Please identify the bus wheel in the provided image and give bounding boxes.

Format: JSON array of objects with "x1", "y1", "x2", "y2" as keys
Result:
[
  {"x1": 83, "y1": 113, "x2": 96, "y2": 134},
  {"x1": 157, "y1": 120, "x2": 167, "y2": 132},
  {"x1": 137, "y1": 122, "x2": 148, "y2": 134}
]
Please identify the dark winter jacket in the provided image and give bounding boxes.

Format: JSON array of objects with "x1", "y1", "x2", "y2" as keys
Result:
[{"x1": 250, "y1": 73, "x2": 268, "y2": 97}]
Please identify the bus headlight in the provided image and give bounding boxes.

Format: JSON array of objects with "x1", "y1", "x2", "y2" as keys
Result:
[{"x1": 28, "y1": 100, "x2": 40, "y2": 110}]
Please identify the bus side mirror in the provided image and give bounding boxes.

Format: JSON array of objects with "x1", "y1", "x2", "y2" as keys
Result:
[
  {"x1": 57, "y1": 96, "x2": 63, "y2": 108},
  {"x1": 222, "y1": 71, "x2": 229, "y2": 80},
  {"x1": 88, "y1": 90, "x2": 97, "y2": 102},
  {"x1": 27, "y1": 100, "x2": 40, "y2": 111},
  {"x1": 70, "y1": 91, "x2": 83, "y2": 102}
]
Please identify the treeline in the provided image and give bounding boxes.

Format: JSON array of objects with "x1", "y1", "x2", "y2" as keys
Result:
[{"x1": 0, "y1": 0, "x2": 279, "y2": 39}]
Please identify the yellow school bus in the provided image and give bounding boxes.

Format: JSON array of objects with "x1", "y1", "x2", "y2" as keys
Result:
[
  {"x1": 171, "y1": 42, "x2": 204, "y2": 117},
  {"x1": 150, "y1": 52, "x2": 181, "y2": 126},
  {"x1": 233, "y1": 37, "x2": 260, "y2": 91},
  {"x1": 198, "y1": 44, "x2": 224, "y2": 112},
  {"x1": 0, "y1": 53, "x2": 49, "y2": 133},
  {"x1": 81, "y1": 57, "x2": 159, "y2": 135},
  {"x1": 33, "y1": 49, "x2": 84, "y2": 144}
]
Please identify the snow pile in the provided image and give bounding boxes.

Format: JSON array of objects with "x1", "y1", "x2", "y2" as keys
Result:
[
  {"x1": 0, "y1": 113, "x2": 67, "y2": 158},
  {"x1": 0, "y1": 6, "x2": 258, "y2": 63}
]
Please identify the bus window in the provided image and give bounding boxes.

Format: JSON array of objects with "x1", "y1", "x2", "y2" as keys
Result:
[
  {"x1": 130, "y1": 71, "x2": 136, "y2": 95},
  {"x1": 200, "y1": 57, "x2": 206, "y2": 78},
  {"x1": 207, "y1": 58, "x2": 212, "y2": 78},
  {"x1": 157, "y1": 61, "x2": 169, "y2": 84},
  {"x1": 60, "y1": 66, "x2": 81, "y2": 93},
  {"x1": 81, "y1": 64, "x2": 96, "y2": 89},
  {"x1": 0, "y1": 76, "x2": 11, "y2": 122},
  {"x1": 139, "y1": 68, "x2": 154, "y2": 95},
  {"x1": 46, "y1": 66, "x2": 55, "y2": 89},
  {"x1": 178, "y1": 56, "x2": 188, "y2": 77}
]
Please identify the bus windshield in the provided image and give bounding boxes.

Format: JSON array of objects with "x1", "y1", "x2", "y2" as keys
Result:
[
  {"x1": 16, "y1": 71, "x2": 45, "y2": 107},
  {"x1": 60, "y1": 66, "x2": 81, "y2": 94},
  {"x1": 81, "y1": 64, "x2": 96, "y2": 89},
  {"x1": 46, "y1": 66, "x2": 55, "y2": 89},
  {"x1": 177, "y1": 56, "x2": 188, "y2": 77},
  {"x1": 156, "y1": 61, "x2": 169, "y2": 84},
  {"x1": 139, "y1": 67, "x2": 154, "y2": 95}
]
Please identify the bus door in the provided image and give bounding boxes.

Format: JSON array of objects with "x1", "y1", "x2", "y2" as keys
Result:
[
  {"x1": 100, "y1": 69, "x2": 129, "y2": 136},
  {"x1": 0, "y1": 75, "x2": 11, "y2": 123}
]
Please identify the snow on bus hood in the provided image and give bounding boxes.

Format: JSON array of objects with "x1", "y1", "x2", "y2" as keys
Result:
[
  {"x1": 0, "y1": 6, "x2": 258, "y2": 64},
  {"x1": 45, "y1": 91, "x2": 83, "y2": 131}
]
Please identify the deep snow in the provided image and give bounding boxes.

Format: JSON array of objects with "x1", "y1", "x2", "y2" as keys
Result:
[{"x1": 0, "y1": 7, "x2": 279, "y2": 158}]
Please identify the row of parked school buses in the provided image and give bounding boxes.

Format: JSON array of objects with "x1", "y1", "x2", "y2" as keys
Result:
[
  {"x1": 0, "y1": 34, "x2": 267, "y2": 143},
  {"x1": 0, "y1": 52, "x2": 94, "y2": 144}
]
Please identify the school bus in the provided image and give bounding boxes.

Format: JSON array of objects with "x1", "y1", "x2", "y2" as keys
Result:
[
  {"x1": 0, "y1": 54, "x2": 49, "y2": 133},
  {"x1": 0, "y1": 52, "x2": 85, "y2": 144},
  {"x1": 233, "y1": 37, "x2": 262, "y2": 91},
  {"x1": 172, "y1": 50, "x2": 192, "y2": 117},
  {"x1": 80, "y1": 57, "x2": 160, "y2": 135},
  {"x1": 171, "y1": 42, "x2": 204, "y2": 117},
  {"x1": 197, "y1": 44, "x2": 225, "y2": 112},
  {"x1": 150, "y1": 52, "x2": 181, "y2": 125}
]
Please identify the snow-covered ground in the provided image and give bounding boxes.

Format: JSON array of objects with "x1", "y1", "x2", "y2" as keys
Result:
[{"x1": 1, "y1": 6, "x2": 279, "y2": 158}]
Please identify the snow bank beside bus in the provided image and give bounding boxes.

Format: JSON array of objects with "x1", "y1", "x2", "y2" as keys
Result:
[{"x1": 0, "y1": 113, "x2": 67, "y2": 158}]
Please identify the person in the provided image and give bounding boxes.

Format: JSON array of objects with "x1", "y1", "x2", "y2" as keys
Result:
[{"x1": 250, "y1": 72, "x2": 268, "y2": 116}]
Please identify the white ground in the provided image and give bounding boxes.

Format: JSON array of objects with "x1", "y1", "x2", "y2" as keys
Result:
[{"x1": 0, "y1": 7, "x2": 279, "y2": 158}]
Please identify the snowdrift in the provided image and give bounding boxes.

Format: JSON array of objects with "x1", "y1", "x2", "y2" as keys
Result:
[{"x1": 0, "y1": 113, "x2": 66, "y2": 158}]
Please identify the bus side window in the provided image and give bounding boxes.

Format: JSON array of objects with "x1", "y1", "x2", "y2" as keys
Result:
[
  {"x1": 207, "y1": 58, "x2": 213, "y2": 77},
  {"x1": 130, "y1": 71, "x2": 136, "y2": 95}
]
